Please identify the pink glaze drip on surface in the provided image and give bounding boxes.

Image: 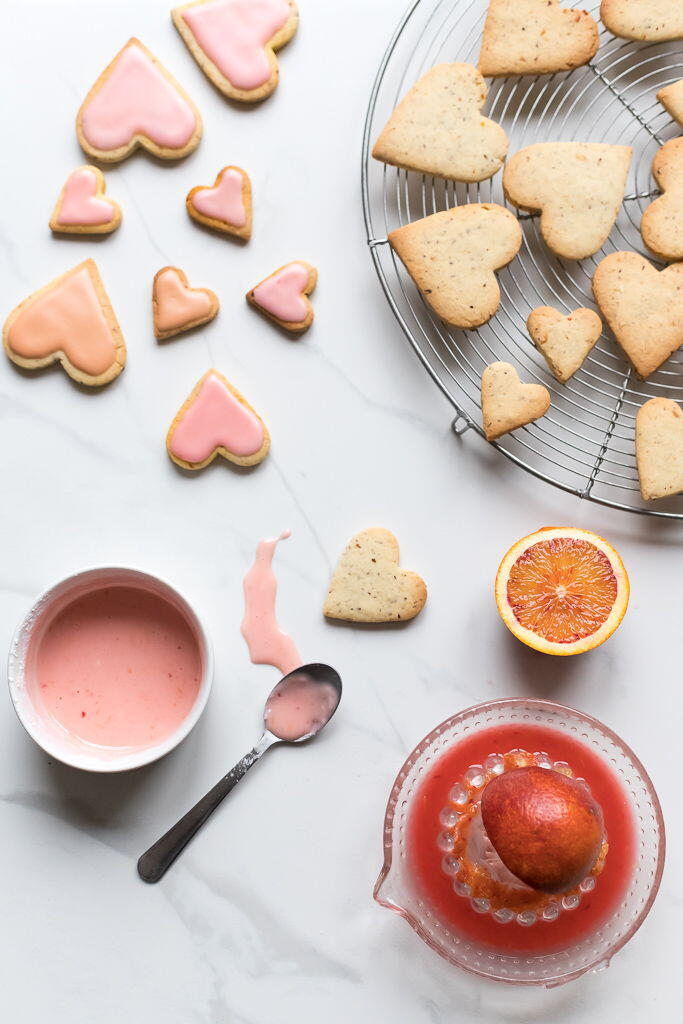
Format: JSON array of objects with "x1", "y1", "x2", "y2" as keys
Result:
[
  {"x1": 170, "y1": 372, "x2": 264, "y2": 463},
  {"x1": 252, "y1": 263, "x2": 309, "y2": 323},
  {"x1": 191, "y1": 168, "x2": 246, "y2": 226},
  {"x1": 80, "y1": 41, "x2": 197, "y2": 151},
  {"x1": 29, "y1": 586, "x2": 202, "y2": 749},
  {"x1": 182, "y1": 0, "x2": 291, "y2": 91},
  {"x1": 264, "y1": 672, "x2": 338, "y2": 741},
  {"x1": 57, "y1": 169, "x2": 117, "y2": 226},
  {"x1": 241, "y1": 530, "x2": 301, "y2": 675}
]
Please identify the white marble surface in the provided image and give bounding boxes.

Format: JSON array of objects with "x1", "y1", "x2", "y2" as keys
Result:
[{"x1": 0, "y1": 1, "x2": 680, "y2": 1021}]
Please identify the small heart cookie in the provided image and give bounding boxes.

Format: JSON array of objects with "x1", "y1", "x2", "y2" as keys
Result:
[
  {"x1": 601, "y1": 0, "x2": 683, "y2": 41},
  {"x1": 186, "y1": 166, "x2": 252, "y2": 240},
  {"x1": 503, "y1": 143, "x2": 632, "y2": 260},
  {"x1": 657, "y1": 79, "x2": 683, "y2": 126},
  {"x1": 77, "y1": 38, "x2": 202, "y2": 162},
  {"x1": 323, "y1": 528, "x2": 427, "y2": 624},
  {"x1": 3, "y1": 259, "x2": 126, "y2": 387},
  {"x1": 593, "y1": 252, "x2": 683, "y2": 378},
  {"x1": 247, "y1": 262, "x2": 316, "y2": 333},
  {"x1": 153, "y1": 267, "x2": 219, "y2": 340},
  {"x1": 167, "y1": 369, "x2": 270, "y2": 470},
  {"x1": 641, "y1": 139, "x2": 683, "y2": 262},
  {"x1": 172, "y1": 0, "x2": 298, "y2": 102},
  {"x1": 372, "y1": 63, "x2": 508, "y2": 183},
  {"x1": 389, "y1": 204, "x2": 522, "y2": 329},
  {"x1": 481, "y1": 362, "x2": 551, "y2": 441},
  {"x1": 479, "y1": 0, "x2": 599, "y2": 76},
  {"x1": 50, "y1": 166, "x2": 121, "y2": 235},
  {"x1": 636, "y1": 398, "x2": 683, "y2": 500},
  {"x1": 527, "y1": 306, "x2": 602, "y2": 382}
]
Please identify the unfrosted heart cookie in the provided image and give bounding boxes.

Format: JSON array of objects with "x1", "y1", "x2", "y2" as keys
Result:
[
  {"x1": 372, "y1": 63, "x2": 508, "y2": 183},
  {"x1": 479, "y1": 0, "x2": 599, "y2": 76},
  {"x1": 50, "y1": 166, "x2": 121, "y2": 235},
  {"x1": 657, "y1": 79, "x2": 683, "y2": 126},
  {"x1": 527, "y1": 306, "x2": 602, "y2": 382},
  {"x1": 323, "y1": 528, "x2": 427, "y2": 624},
  {"x1": 503, "y1": 143, "x2": 632, "y2": 260},
  {"x1": 153, "y1": 267, "x2": 219, "y2": 340},
  {"x1": 3, "y1": 259, "x2": 125, "y2": 386},
  {"x1": 641, "y1": 139, "x2": 683, "y2": 262},
  {"x1": 481, "y1": 362, "x2": 551, "y2": 441},
  {"x1": 636, "y1": 398, "x2": 683, "y2": 500},
  {"x1": 389, "y1": 204, "x2": 522, "y2": 329},
  {"x1": 247, "y1": 262, "x2": 316, "y2": 333},
  {"x1": 172, "y1": 0, "x2": 298, "y2": 102},
  {"x1": 167, "y1": 369, "x2": 270, "y2": 470},
  {"x1": 77, "y1": 38, "x2": 202, "y2": 162},
  {"x1": 593, "y1": 252, "x2": 683, "y2": 378},
  {"x1": 601, "y1": 0, "x2": 683, "y2": 41},
  {"x1": 186, "y1": 166, "x2": 252, "y2": 240}
]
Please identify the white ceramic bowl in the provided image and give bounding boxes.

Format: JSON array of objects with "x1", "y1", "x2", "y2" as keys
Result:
[{"x1": 7, "y1": 566, "x2": 214, "y2": 773}]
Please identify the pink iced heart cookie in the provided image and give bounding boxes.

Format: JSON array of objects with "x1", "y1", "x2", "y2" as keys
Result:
[
  {"x1": 247, "y1": 261, "x2": 316, "y2": 333},
  {"x1": 77, "y1": 38, "x2": 202, "y2": 162},
  {"x1": 153, "y1": 267, "x2": 219, "y2": 340},
  {"x1": 50, "y1": 166, "x2": 121, "y2": 235},
  {"x1": 172, "y1": 0, "x2": 299, "y2": 102},
  {"x1": 167, "y1": 369, "x2": 270, "y2": 470},
  {"x1": 186, "y1": 166, "x2": 252, "y2": 240}
]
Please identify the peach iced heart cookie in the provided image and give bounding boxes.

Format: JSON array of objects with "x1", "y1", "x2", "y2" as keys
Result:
[
  {"x1": 172, "y1": 0, "x2": 299, "y2": 103},
  {"x1": 323, "y1": 528, "x2": 427, "y2": 624},
  {"x1": 77, "y1": 38, "x2": 202, "y2": 162},
  {"x1": 247, "y1": 262, "x2": 316, "y2": 333},
  {"x1": 527, "y1": 306, "x2": 602, "y2": 382},
  {"x1": 657, "y1": 79, "x2": 683, "y2": 126},
  {"x1": 481, "y1": 362, "x2": 551, "y2": 441},
  {"x1": 186, "y1": 166, "x2": 252, "y2": 240},
  {"x1": 3, "y1": 259, "x2": 125, "y2": 386},
  {"x1": 601, "y1": 0, "x2": 683, "y2": 41},
  {"x1": 153, "y1": 267, "x2": 218, "y2": 340},
  {"x1": 50, "y1": 166, "x2": 121, "y2": 235},
  {"x1": 167, "y1": 369, "x2": 270, "y2": 470},
  {"x1": 641, "y1": 139, "x2": 683, "y2": 262},
  {"x1": 636, "y1": 398, "x2": 683, "y2": 500},
  {"x1": 479, "y1": 0, "x2": 599, "y2": 76}
]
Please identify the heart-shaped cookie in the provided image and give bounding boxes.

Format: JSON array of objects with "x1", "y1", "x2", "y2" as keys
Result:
[
  {"x1": 636, "y1": 398, "x2": 683, "y2": 500},
  {"x1": 527, "y1": 306, "x2": 602, "y2": 382},
  {"x1": 186, "y1": 166, "x2": 252, "y2": 240},
  {"x1": 658, "y1": 79, "x2": 683, "y2": 126},
  {"x1": 479, "y1": 0, "x2": 599, "y2": 76},
  {"x1": 641, "y1": 139, "x2": 683, "y2": 261},
  {"x1": 389, "y1": 204, "x2": 522, "y2": 329},
  {"x1": 247, "y1": 262, "x2": 316, "y2": 333},
  {"x1": 153, "y1": 267, "x2": 219, "y2": 340},
  {"x1": 172, "y1": 0, "x2": 299, "y2": 102},
  {"x1": 601, "y1": 0, "x2": 683, "y2": 41},
  {"x1": 167, "y1": 369, "x2": 270, "y2": 470},
  {"x1": 3, "y1": 259, "x2": 126, "y2": 386},
  {"x1": 503, "y1": 143, "x2": 632, "y2": 260},
  {"x1": 481, "y1": 362, "x2": 551, "y2": 441},
  {"x1": 50, "y1": 166, "x2": 121, "y2": 235},
  {"x1": 372, "y1": 62, "x2": 508, "y2": 183},
  {"x1": 77, "y1": 38, "x2": 202, "y2": 162},
  {"x1": 323, "y1": 528, "x2": 427, "y2": 623},
  {"x1": 593, "y1": 252, "x2": 683, "y2": 378}
]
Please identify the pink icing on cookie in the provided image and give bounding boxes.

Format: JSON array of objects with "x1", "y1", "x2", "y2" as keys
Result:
[
  {"x1": 170, "y1": 372, "x2": 264, "y2": 463},
  {"x1": 80, "y1": 40, "x2": 198, "y2": 152},
  {"x1": 191, "y1": 169, "x2": 246, "y2": 227},
  {"x1": 241, "y1": 530, "x2": 302, "y2": 676},
  {"x1": 181, "y1": 0, "x2": 291, "y2": 91},
  {"x1": 56, "y1": 168, "x2": 118, "y2": 226},
  {"x1": 154, "y1": 269, "x2": 215, "y2": 333},
  {"x1": 252, "y1": 263, "x2": 310, "y2": 323}
]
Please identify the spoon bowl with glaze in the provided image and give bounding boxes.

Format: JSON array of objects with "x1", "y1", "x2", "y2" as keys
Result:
[{"x1": 137, "y1": 663, "x2": 341, "y2": 883}]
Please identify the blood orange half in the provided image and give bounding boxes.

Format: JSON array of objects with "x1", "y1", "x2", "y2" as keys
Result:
[{"x1": 495, "y1": 527, "x2": 629, "y2": 656}]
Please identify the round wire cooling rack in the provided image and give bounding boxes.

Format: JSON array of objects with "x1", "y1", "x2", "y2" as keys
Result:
[{"x1": 361, "y1": 0, "x2": 683, "y2": 518}]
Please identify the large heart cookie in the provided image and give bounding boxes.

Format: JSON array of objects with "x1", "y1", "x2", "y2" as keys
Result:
[
  {"x1": 636, "y1": 398, "x2": 683, "y2": 500},
  {"x1": 593, "y1": 252, "x2": 683, "y2": 378},
  {"x1": 527, "y1": 306, "x2": 602, "y2": 382},
  {"x1": 167, "y1": 370, "x2": 270, "y2": 470},
  {"x1": 641, "y1": 139, "x2": 683, "y2": 262},
  {"x1": 323, "y1": 528, "x2": 427, "y2": 623},
  {"x1": 50, "y1": 166, "x2": 121, "y2": 235},
  {"x1": 77, "y1": 38, "x2": 202, "y2": 162},
  {"x1": 247, "y1": 262, "x2": 316, "y2": 333},
  {"x1": 503, "y1": 143, "x2": 632, "y2": 260},
  {"x1": 657, "y1": 79, "x2": 683, "y2": 126},
  {"x1": 479, "y1": 0, "x2": 599, "y2": 76},
  {"x1": 389, "y1": 204, "x2": 522, "y2": 329},
  {"x1": 372, "y1": 63, "x2": 508, "y2": 183},
  {"x1": 3, "y1": 259, "x2": 126, "y2": 386},
  {"x1": 153, "y1": 267, "x2": 219, "y2": 340},
  {"x1": 172, "y1": 0, "x2": 298, "y2": 102},
  {"x1": 186, "y1": 166, "x2": 252, "y2": 240},
  {"x1": 481, "y1": 362, "x2": 551, "y2": 441},
  {"x1": 601, "y1": 0, "x2": 683, "y2": 41}
]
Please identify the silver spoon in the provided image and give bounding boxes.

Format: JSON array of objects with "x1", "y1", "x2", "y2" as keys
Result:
[{"x1": 137, "y1": 663, "x2": 342, "y2": 883}]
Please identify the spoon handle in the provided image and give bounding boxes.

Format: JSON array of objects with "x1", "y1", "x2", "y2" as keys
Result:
[{"x1": 138, "y1": 734, "x2": 275, "y2": 883}]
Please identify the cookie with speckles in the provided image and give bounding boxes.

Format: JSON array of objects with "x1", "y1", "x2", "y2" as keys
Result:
[
  {"x1": 481, "y1": 362, "x2": 551, "y2": 441},
  {"x1": 601, "y1": 0, "x2": 683, "y2": 41},
  {"x1": 479, "y1": 0, "x2": 599, "y2": 77},
  {"x1": 641, "y1": 139, "x2": 683, "y2": 262},
  {"x1": 636, "y1": 398, "x2": 683, "y2": 500},
  {"x1": 527, "y1": 306, "x2": 602, "y2": 382}
]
